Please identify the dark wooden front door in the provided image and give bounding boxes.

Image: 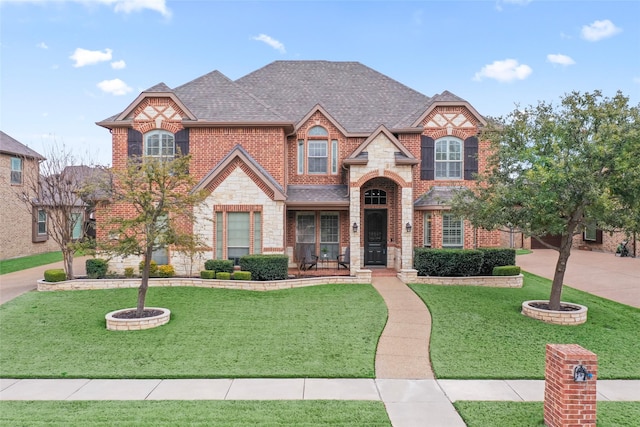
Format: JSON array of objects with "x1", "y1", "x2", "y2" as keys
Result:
[{"x1": 364, "y1": 209, "x2": 387, "y2": 266}]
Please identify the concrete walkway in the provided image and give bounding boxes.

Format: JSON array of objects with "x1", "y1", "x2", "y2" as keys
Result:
[{"x1": 516, "y1": 249, "x2": 640, "y2": 308}]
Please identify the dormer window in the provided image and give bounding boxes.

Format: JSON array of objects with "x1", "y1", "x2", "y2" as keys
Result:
[{"x1": 145, "y1": 130, "x2": 175, "y2": 160}]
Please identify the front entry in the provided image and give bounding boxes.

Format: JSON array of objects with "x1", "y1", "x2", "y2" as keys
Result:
[{"x1": 364, "y1": 209, "x2": 387, "y2": 266}]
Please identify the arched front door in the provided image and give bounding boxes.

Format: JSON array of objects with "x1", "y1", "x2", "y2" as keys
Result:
[{"x1": 364, "y1": 209, "x2": 387, "y2": 266}]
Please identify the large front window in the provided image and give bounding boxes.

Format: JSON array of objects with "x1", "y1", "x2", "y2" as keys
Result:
[
  {"x1": 215, "y1": 210, "x2": 262, "y2": 264},
  {"x1": 320, "y1": 212, "x2": 339, "y2": 259},
  {"x1": 442, "y1": 214, "x2": 463, "y2": 248},
  {"x1": 145, "y1": 131, "x2": 175, "y2": 160},
  {"x1": 11, "y1": 157, "x2": 22, "y2": 184},
  {"x1": 435, "y1": 138, "x2": 462, "y2": 179}
]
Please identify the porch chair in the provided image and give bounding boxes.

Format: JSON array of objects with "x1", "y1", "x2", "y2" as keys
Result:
[
  {"x1": 298, "y1": 246, "x2": 318, "y2": 271},
  {"x1": 337, "y1": 247, "x2": 350, "y2": 270}
]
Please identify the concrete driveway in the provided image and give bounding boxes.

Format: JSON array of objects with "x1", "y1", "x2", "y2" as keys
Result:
[
  {"x1": 517, "y1": 249, "x2": 640, "y2": 308},
  {"x1": 0, "y1": 256, "x2": 88, "y2": 305}
]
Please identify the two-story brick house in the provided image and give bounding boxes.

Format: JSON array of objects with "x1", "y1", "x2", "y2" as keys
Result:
[
  {"x1": 97, "y1": 61, "x2": 500, "y2": 275},
  {"x1": 0, "y1": 131, "x2": 59, "y2": 260}
]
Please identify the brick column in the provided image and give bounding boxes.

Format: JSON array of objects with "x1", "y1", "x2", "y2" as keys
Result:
[{"x1": 544, "y1": 344, "x2": 598, "y2": 427}]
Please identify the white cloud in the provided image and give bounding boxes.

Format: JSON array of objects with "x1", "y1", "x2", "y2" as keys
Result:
[
  {"x1": 70, "y1": 48, "x2": 112, "y2": 67},
  {"x1": 252, "y1": 34, "x2": 286, "y2": 54},
  {"x1": 547, "y1": 54, "x2": 575, "y2": 66},
  {"x1": 97, "y1": 78, "x2": 132, "y2": 96},
  {"x1": 1, "y1": 0, "x2": 171, "y2": 17},
  {"x1": 473, "y1": 59, "x2": 532, "y2": 83},
  {"x1": 581, "y1": 19, "x2": 621, "y2": 42},
  {"x1": 111, "y1": 60, "x2": 126, "y2": 69},
  {"x1": 37, "y1": 42, "x2": 48, "y2": 49}
]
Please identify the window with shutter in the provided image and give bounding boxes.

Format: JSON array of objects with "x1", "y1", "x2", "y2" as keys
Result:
[
  {"x1": 127, "y1": 129, "x2": 143, "y2": 158},
  {"x1": 464, "y1": 136, "x2": 478, "y2": 180},
  {"x1": 420, "y1": 136, "x2": 434, "y2": 180}
]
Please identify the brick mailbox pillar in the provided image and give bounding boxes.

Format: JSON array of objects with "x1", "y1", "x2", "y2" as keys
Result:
[{"x1": 544, "y1": 344, "x2": 598, "y2": 427}]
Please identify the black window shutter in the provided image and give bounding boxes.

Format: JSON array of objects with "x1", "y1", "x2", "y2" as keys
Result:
[
  {"x1": 464, "y1": 136, "x2": 478, "y2": 180},
  {"x1": 420, "y1": 136, "x2": 434, "y2": 180},
  {"x1": 127, "y1": 128, "x2": 143, "y2": 159},
  {"x1": 175, "y1": 128, "x2": 189, "y2": 156},
  {"x1": 595, "y1": 229, "x2": 603, "y2": 244}
]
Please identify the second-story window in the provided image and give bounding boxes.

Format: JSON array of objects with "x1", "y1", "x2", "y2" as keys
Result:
[
  {"x1": 145, "y1": 130, "x2": 175, "y2": 160},
  {"x1": 435, "y1": 138, "x2": 462, "y2": 179},
  {"x1": 11, "y1": 157, "x2": 22, "y2": 184},
  {"x1": 298, "y1": 125, "x2": 338, "y2": 175}
]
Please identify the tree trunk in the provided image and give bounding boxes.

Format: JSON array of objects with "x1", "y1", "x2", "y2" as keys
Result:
[
  {"x1": 136, "y1": 248, "x2": 152, "y2": 318},
  {"x1": 548, "y1": 233, "x2": 574, "y2": 310},
  {"x1": 63, "y1": 248, "x2": 75, "y2": 280}
]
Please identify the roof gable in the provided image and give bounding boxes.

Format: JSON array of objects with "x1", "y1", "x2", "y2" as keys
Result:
[
  {"x1": 345, "y1": 125, "x2": 418, "y2": 166},
  {"x1": 0, "y1": 131, "x2": 44, "y2": 159},
  {"x1": 193, "y1": 145, "x2": 286, "y2": 201},
  {"x1": 411, "y1": 91, "x2": 487, "y2": 128}
]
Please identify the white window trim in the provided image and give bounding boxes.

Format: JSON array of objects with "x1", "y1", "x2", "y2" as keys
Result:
[
  {"x1": 442, "y1": 214, "x2": 463, "y2": 248},
  {"x1": 435, "y1": 138, "x2": 463, "y2": 180},
  {"x1": 145, "y1": 130, "x2": 175, "y2": 160},
  {"x1": 423, "y1": 212, "x2": 432, "y2": 247},
  {"x1": 11, "y1": 157, "x2": 23, "y2": 184}
]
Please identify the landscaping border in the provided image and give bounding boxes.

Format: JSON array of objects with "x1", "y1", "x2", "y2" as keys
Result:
[{"x1": 398, "y1": 269, "x2": 523, "y2": 287}]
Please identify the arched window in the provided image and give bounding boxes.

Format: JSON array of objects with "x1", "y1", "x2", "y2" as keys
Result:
[
  {"x1": 364, "y1": 189, "x2": 387, "y2": 205},
  {"x1": 145, "y1": 130, "x2": 175, "y2": 160},
  {"x1": 435, "y1": 137, "x2": 462, "y2": 179}
]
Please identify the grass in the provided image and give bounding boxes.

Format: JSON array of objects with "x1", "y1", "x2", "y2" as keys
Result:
[
  {"x1": 516, "y1": 248, "x2": 532, "y2": 255},
  {"x1": 0, "y1": 400, "x2": 391, "y2": 426},
  {"x1": 454, "y1": 401, "x2": 640, "y2": 427},
  {"x1": 410, "y1": 272, "x2": 640, "y2": 379},
  {"x1": 0, "y1": 285, "x2": 387, "y2": 378},
  {"x1": 0, "y1": 251, "x2": 63, "y2": 275}
]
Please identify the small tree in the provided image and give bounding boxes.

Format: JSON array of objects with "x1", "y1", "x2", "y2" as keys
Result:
[
  {"x1": 14, "y1": 141, "x2": 98, "y2": 279},
  {"x1": 452, "y1": 90, "x2": 640, "y2": 310},
  {"x1": 100, "y1": 154, "x2": 207, "y2": 317}
]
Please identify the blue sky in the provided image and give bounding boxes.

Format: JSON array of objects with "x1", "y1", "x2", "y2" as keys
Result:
[{"x1": 1, "y1": 0, "x2": 638, "y2": 165}]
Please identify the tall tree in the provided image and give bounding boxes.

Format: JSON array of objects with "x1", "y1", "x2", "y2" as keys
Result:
[
  {"x1": 452, "y1": 91, "x2": 640, "y2": 310},
  {"x1": 99, "y1": 154, "x2": 207, "y2": 317},
  {"x1": 14, "y1": 142, "x2": 98, "y2": 279}
]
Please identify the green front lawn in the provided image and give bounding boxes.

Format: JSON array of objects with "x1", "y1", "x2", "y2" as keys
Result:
[
  {"x1": 0, "y1": 285, "x2": 387, "y2": 378},
  {"x1": 0, "y1": 251, "x2": 63, "y2": 275},
  {"x1": 0, "y1": 401, "x2": 391, "y2": 427},
  {"x1": 454, "y1": 401, "x2": 640, "y2": 427},
  {"x1": 410, "y1": 272, "x2": 640, "y2": 379}
]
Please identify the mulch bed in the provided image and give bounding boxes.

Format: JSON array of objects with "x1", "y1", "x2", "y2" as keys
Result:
[{"x1": 112, "y1": 309, "x2": 165, "y2": 319}]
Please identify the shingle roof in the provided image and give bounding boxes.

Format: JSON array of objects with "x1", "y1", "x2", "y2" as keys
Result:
[
  {"x1": 235, "y1": 61, "x2": 431, "y2": 132},
  {"x1": 414, "y1": 186, "x2": 465, "y2": 208},
  {"x1": 286, "y1": 185, "x2": 349, "y2": 206},
  {"x1": 173, "y1": 70, "x2": 286, "y2": 123},
  {"x1": 0, "y1": 131, "x2": 44, "y2": 159}
]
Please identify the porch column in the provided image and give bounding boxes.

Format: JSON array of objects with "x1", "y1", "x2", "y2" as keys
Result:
[
  {"x1": 401, "y1": 186, "x2": 414, "y2": 269},
  {"x1": 349, "y1": 187, "x2": 361, "y2": 275}
]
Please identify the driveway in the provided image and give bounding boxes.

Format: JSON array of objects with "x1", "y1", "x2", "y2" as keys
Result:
[
  {"x1": 517, "y1": 249, "x2": 640, "y2": 308},
  {"x1": 0, "y1": 256, "x2": 88, "y2": 305}
]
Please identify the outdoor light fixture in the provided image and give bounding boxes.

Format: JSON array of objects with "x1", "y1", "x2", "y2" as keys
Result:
[
  {"x1": 352, "y1": 222, "x2": 358, "y2": 233},
  {"x1": 406, "y1": 222, "x2": 412, "y2": 232}
]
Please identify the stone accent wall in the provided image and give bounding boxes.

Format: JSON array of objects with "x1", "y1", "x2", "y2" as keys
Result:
[{"x1": 544, "y1": 344, "x2": 598, "y2": 427}]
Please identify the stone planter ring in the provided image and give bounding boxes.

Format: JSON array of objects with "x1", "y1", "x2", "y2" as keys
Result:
[
  {"x1": 105, "y1": 307, "x2": 171, "y2": 331},
  {"x1": 521, "y1": 300, "x2": 587, "y2": 325}
]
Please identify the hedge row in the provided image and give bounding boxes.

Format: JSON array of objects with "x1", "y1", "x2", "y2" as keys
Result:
[{"x1": 414, "y1": 247, "x2": 516, "y2": 277}]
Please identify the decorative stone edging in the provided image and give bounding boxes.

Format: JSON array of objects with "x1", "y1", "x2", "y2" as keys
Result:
[
  {"x1": 521, "y1": 300, "x2": 588, "y2": 325},
  {"x1": 398, "y1": 269, "x2": 523, "y2": 288},
  {"x1": 105, "y1": 307, "x2": 171, "y2": 331}
]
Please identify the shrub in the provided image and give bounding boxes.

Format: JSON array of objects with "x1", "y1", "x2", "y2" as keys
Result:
[
  {"x1": 239, "y1": 254, "x2": 288, "y2": 281},
  {"x1": 492, "y1": 265, "x2": 521, "y2": 276},
  {"x1": 158, "y1": 264, "x2": 175, "y2": 278},
  {"x1": 414, "y1": 248, "x2": 484, "y2": 277},
  {"x1": 233, "y1": 271, "x2": 252, "y2": 280},
  {"x1": 216, "y1": 272, "x2": 231, "y2": 280},
  {"x1": 85, "y1": 258, "x2": 108, "y2": 279},
  {"x1": 478, "y1": 248, "x2": 517, "y2": 275},
  {"x1": 200, "y1": 270, "x2": 216, "y2": 279},
  {"x1": 44, "y1": 269, "x2": 66, "y2": 282},
  {"x1": 204, "y1": 259, "x2": 234, "y2": 273},
  {"x1": 139, "y1": 260, "x2": 159, "y2": 277},
  {"x1": 124, "y1": 267, "x2": 135, "y2": 278}
]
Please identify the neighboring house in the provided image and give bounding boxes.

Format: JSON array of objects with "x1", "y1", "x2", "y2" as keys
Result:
[
  {"x1": 96, "y1": 60, "x2": 502, "y2": 275},
  {"x1": 0, "y1": 131, "x2": 57, "y2": 260}
]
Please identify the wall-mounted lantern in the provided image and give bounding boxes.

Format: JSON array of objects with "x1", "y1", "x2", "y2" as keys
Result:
[
  {"x1": 573, "y1": 365, "x2": 592, "y2": 382},
  {"x1": 352, "y1": 222, "x2": 358, "y2": 233},
  {"x1": 406, "y1": 222, "x2": 412, "y2": 233}
]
